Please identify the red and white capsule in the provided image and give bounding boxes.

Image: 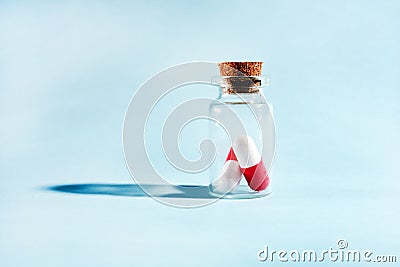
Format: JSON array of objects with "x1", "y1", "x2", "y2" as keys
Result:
[
  {"x1": 211, "y1": 148, "x2": 242, "y2": 194},
  {"x1": 232, "y1": 135, "x2": 270, "y2": 191}
]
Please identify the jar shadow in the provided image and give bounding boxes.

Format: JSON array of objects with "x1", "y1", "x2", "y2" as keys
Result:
[{"x1": 46, "y1": 183, "x2": 217, "y2": 199}]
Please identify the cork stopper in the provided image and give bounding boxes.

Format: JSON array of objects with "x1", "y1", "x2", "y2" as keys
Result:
[
  {"x1": 218, "y1": 61, "x2": 263, "y2": 76},
  {"x1": 217, "y1": 62, "x2": 263, "y2": 93}
]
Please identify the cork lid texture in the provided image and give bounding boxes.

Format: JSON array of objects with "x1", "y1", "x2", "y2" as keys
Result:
[{"x1": 218, "y1": 62, "x2": 263, "y2": 76}]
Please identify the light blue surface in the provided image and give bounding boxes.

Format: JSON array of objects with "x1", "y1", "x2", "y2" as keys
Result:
[{"x1": 1, "y1": 0, "x2": 399, "y2": 266}]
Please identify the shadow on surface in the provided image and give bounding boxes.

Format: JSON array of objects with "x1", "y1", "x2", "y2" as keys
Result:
[{"x1": 47, "y1": 183, "x2": 216, "y2": 199}]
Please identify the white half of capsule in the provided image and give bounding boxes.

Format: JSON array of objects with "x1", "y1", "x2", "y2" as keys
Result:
[
  {"x1": 232, "y1": 135, "x2": 261, "y2": 168},
  {"x1": 211, "y1": 160, "x2": 242, "y2": 194}
]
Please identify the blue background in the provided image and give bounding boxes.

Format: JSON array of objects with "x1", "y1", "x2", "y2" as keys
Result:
[{"x1": 1, "y1": 0, "x2": 399, "y2": 266}]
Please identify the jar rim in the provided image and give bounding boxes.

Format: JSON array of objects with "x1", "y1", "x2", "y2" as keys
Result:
[{"x1": 211, "y1": 76, "x2": 270, "y2": 88}]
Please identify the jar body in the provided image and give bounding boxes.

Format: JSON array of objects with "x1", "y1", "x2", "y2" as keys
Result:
[{"x1": 208, "y1": 91, "x2": 275, "y2": 198}]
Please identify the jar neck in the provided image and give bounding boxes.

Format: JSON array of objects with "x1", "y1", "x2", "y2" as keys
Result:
[
  {"x1": 218, "y1": 90, "x2": 266, "y2": 104},
  {"x1": 220, "y1": 76, "x2": 262, "y2": 94}
]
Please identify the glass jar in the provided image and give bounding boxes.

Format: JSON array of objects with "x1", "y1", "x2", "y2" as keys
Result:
[{"x1": 208, "y1": 76, "x2": 275, "y2": 198}]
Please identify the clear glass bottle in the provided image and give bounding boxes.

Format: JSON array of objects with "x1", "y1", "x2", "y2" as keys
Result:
[{"x1": 209, "y1": 75, "x2": 275, "y2": 198}]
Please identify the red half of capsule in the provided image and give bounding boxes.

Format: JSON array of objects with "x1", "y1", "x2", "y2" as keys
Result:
[
  {"x1": 240, "y1": 160, "x2": 270, "y2": 191},
  {"x1": 225, "y1": 147, "x2": 238, "y2": 162}
]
